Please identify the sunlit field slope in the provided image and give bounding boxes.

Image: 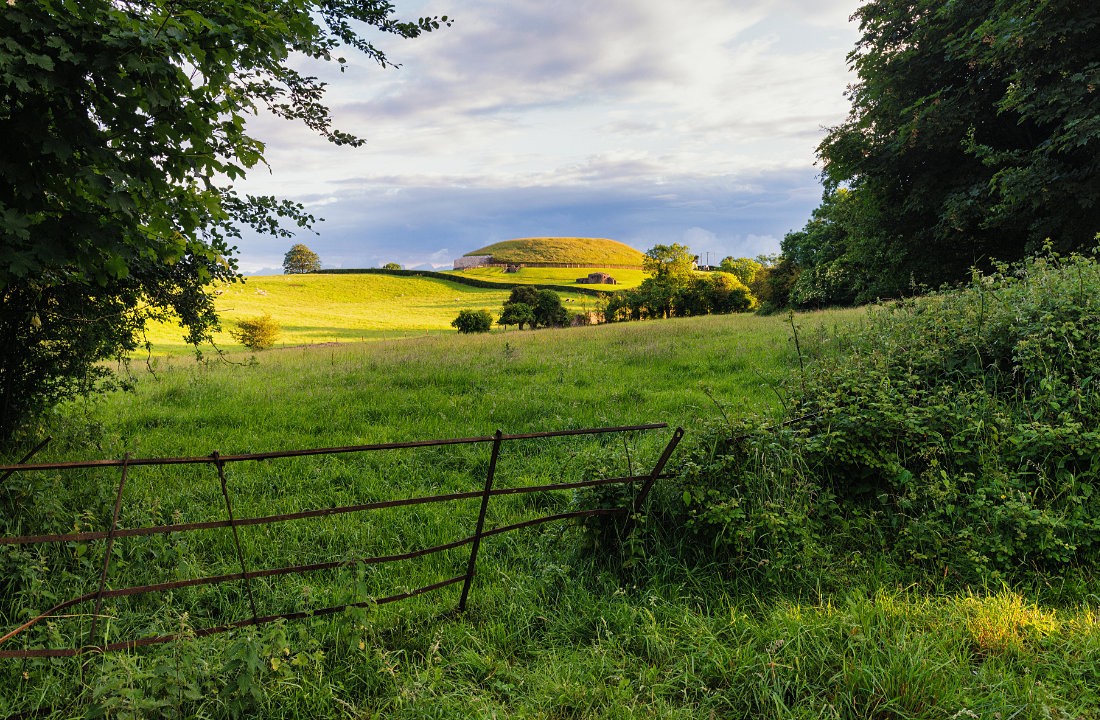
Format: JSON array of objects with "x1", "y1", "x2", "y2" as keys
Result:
[
  {"x1": 141, "y1": 272, "x2": 588, "y2": 355},
  {"x1": 464, "y1": 237, "x2": 645, "y2": 266}
]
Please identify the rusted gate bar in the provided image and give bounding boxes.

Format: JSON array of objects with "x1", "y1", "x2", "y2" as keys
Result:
[
  {"x1": 0, "y1": 474, "x2": 659, "y2": 549},
  {"x1": 86, "y1": 454, "x2": 129, "y2": 647},
  {"x1": 458, "y1": 430, "x2": 503, "y2": 612},
  {"x1": 632, "y1": 427, "x2": 685, "y2": 513},
  {"x1": 213, "y1": 451, "x2": 260, "y2": 625},
  {"x1": 0, "y1": 435, "x2": 50, "y2": 487},
  {"x1": 0, "y1": 423, "x2": 680, "y2": 662},
  {"x1": 0, "y1": 423, "x2": 668, "y2": 473}
]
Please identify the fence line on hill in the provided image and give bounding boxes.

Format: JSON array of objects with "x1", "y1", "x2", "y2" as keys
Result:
[{"x1": 0, "y1": 424, "x2": 683, "y2": 660}]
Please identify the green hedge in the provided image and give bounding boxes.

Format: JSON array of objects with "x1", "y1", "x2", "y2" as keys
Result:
[{"x1": 313, "y1": 268, "x2": 612, "y2": 297}]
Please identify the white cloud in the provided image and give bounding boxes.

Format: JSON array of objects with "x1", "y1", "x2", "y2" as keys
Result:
[{"x1": 233, "y1": 0, "x2": 861, "y2": 269}]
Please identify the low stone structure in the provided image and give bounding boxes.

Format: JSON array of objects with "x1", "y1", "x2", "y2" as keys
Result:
[
  {"x1": 575, "y1": 272, "x2": 617, "y2": 285},
  {"x1": 453, "y1": 255, "x2": 492, "y2": 270}
]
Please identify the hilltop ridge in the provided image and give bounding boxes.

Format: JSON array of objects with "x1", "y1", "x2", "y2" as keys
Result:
[{"x1": 461, "y1": 237, "x2": 645, "y2": 267}]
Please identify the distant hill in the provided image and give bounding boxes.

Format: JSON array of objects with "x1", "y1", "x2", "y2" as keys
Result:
[{"x1": 463, "y1": 237, "x2": 645, "y2": 267}]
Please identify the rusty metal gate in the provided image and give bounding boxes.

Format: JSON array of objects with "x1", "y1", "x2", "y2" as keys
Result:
[{"x1": 0, "y1": 424, "x2": 683, "y2": 660}]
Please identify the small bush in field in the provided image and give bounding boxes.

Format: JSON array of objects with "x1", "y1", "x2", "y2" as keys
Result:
[
  {"x1": 451, "y1": 309, "x2": 492, "y2": 334},
  {"x1": 230, "y1": 313, "x2": 280, "y2": 350}
]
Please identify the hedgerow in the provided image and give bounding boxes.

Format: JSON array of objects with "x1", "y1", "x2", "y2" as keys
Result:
[{"x1": 630, "y1": 248, "x2": 1100, "y2": 586}]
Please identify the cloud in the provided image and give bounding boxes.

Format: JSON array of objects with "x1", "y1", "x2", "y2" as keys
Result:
[
  {"x1": 231, "y1": 0, "x2": 861, "y2": 271},
  {"x1": 234, "y1": 166, "x2": 823, "y2": 273}
]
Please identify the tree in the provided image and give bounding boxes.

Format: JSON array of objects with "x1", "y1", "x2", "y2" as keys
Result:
[
  {"x1": 452, "y1": 309, "x2": 493, "y2": 334},
  {"x1": 718, "y1": 257, "x2": 763, "y2": 286},
  {"x1": 497, "y1": 302, "x2": 535, "y2": 330},
  {"x1": 0, "y1": 1, "x2": 448, "y2": 439},
  {"x1": 532, "y1": 290, "x2": 568, "y2": 328},
  {"x1": 283, "y1": 244, "x2": 322, "y2": 274},
  {"x1": 814, "y1": 0, "x2": 1100, "y2": 298},
  {"x1": 642, "y1": 243, "x2": 696, "y2": 283},
  {"x1": 382, "y1": 262, "x2": 402, "y2": 270}
]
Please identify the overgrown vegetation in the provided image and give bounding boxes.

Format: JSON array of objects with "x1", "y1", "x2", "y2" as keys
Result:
[{"x1": 638, "y1": 249, "x2": 1100, "y2": 588}]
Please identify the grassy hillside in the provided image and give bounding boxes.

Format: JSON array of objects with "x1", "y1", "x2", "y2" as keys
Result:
[
  {"x1": 141, "y1": 273, "x2": 589, "y2": 355},
  {"x1": 464, "y1": 237, "x2": 645, "y2": 266},
  {"x1": 446, "y1": 265, "x2": 648, "y2": 288}
]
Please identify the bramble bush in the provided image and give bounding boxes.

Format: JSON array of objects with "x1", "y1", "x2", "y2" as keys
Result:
[{"x1": 620, "y1": 248, "x2": 1100, "y2": 586}]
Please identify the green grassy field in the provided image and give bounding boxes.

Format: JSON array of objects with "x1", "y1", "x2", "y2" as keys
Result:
[
  {"x1": 3, "y1": 299, "x2": 1098, "y2": 719},
  {"x1": 463, "y1": 237, "x2": 645, "y2": 266},
  {"x1": 140, "y1": 273, "x2": 593, "y2": 355},
  {"x1": 445, "y1": 265, "x2": 647, "y2": 288}
]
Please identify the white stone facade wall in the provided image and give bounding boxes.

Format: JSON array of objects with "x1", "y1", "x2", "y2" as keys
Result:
[{"x1": 453, "y1": 255, "x2": 492, "y2": 270}]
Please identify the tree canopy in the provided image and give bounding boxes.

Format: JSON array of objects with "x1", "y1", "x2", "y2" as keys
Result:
[
  {"x1": 799, "y1": 0, "x2": 1100, "y2": 303},
  {"x1": 283, "y1": 243, "x2": 321, "y2": 274},
  {"x1": 0, "y1": 0, "x2": 447, "y2": 439}
]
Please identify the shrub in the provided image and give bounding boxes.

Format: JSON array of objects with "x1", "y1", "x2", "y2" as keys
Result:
[
  {"x1": 451, "y1": 309, "x2": 493, "y2": 334},
  {"x1": 230, "y1": 313, "x2": 280, "y2": 350},
  {"x1": 616, "y1": 249, "x2": 1100, "y2": 586}
]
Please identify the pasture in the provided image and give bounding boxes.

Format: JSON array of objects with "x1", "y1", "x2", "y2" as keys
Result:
[
  {"x1": 3, "y1": 273, "x2": 1098, "y2": 718},
  {"x1": 138, "y1": 273, "x2": 593, "y2": 355}
]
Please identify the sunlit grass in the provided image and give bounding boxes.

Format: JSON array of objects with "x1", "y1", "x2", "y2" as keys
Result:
[
  {"x1": 463, "y1": 237, "x2": 645, "y2": 266},
  {"x1": 140, "y1": 273, "x2": 592, "y2": 355}
]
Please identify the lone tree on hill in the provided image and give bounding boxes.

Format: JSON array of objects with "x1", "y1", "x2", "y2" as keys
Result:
[
  {"x1": 283, "y1": 243, "x2": 321, "y2": 274},
  {"x1": 0, "y1": 0, "x2": 449, "y2": 440}
]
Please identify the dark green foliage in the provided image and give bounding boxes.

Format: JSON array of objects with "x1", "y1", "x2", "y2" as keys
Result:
[
  {"x1": 636, "y1": 250, "x2": 1100, "y2": 584},
  {"x1": 230, "y1": 314, "x2": 281, "y2": 350},
  {"x1": 451, "y1": 309, "x2": 493, "y2": 334},
  {"x1": 604, "y1": 272, "x2": 755, "y2": 322},
  {"x1": 805, "y1": 0, "x2": 1100, "y2": 300},
  {"x1": 497, "y1": 302, "x2": 535, "y2": 330},
  {"x1": 533, "y1": 289, "x2": 569, "y2": 328},
  {"x1": 497, "y1": 286, "x2": 567, "y2": 329},
  {"x1": 780, "y1": 189, "x2": 861, "y2": 308},
  {"x1": 0, "y1": 0, "x2": 447, "y2": 440},
  {"x1": 283, "y1": 244, "x2": 321, "y2": 274}
]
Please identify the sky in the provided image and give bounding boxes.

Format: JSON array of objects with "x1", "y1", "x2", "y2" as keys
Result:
[{"x1": 235, "y1": 0, "x2": 863, "y2": 273}]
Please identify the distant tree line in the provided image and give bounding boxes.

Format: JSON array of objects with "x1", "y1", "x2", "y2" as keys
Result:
[
  {"x1": 602, "y1": 244, "x2": 757, "y2": 322},
  {"x1": 762, "y1": 0, "x2": 1100, "y2": 310}
]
